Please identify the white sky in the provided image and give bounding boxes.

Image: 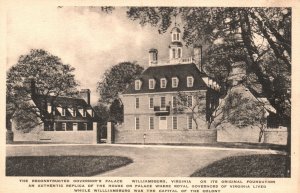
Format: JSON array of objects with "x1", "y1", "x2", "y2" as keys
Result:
[{"x1": 7, "y1": 6, "x2": 194, "y2": 105}]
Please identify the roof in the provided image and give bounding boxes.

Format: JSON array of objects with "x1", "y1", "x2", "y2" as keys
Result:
[
  {"x1": 33, "y1": 94, "x2": 91, "y2": 109},
  {"x1": 171, "y1": 26, "x2": 181, "y2": 33},
  {"x1": 123, "y1": 63, "x2": 209, "y2": 94}
]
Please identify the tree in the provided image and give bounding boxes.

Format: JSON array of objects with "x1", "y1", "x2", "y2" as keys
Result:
[
  {"x1": 6, "y1": 49, "x2": 78, "y2": 132},
  {"x1": 97, "y1": 61, "x2": 143, "y2": 123}
]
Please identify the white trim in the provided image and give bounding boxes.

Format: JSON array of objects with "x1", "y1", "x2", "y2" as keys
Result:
[
  {"x1": 149, "y1": 116, "x2": 154, "y2": 130},
  {"x1": 149, "y1": 97, "x2": 154, "y2": 109},
  {"x1": 160, "y1": 78, "x2": 167, "y2": 88},
  {"x1": 172, "y1": 116, "x2": 177, "y2": 130},
  {"x1": 61, "y1": 108, "x2": 66, "y2": 116},
  {"x1": 135, "y1": 80, "x2": 142, "y2": 90},
  {"x1": 73, "y1": 123, "x2": 78, "y2": 131},
  {"x1": 149, "y1": 79, "x2": 155, "y2": 89},
  {"x1": 159, "y1": 116, "x2": 167, "y2": 130}
]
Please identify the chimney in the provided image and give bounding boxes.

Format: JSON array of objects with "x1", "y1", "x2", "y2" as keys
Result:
[
  {"x1": 193, "y1": 44, "x2": 202, "y2": 71},
  {"x1": 80, "y1": 89, "x2": 91, "y2": 105},
  {"x1": 149, "y1": 48, "x2": 158, "y2": 66}
]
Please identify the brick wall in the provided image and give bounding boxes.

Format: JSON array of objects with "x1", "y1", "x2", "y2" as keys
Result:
[
  {"x1": 264, "y1": 128, "x2": 287, "y2": 145},
  {"x1": 114, "y1": 128, "x2": 217, "y2": 144}
]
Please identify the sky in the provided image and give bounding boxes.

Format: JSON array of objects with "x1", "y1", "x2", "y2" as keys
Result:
[{"x1": 6, "y1": 6, "x2": 195, "y2": 105}]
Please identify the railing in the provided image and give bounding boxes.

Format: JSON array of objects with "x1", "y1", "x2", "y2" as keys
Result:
[{"x1": 153, "y1": 106, "x2": 170, "y2": 116}]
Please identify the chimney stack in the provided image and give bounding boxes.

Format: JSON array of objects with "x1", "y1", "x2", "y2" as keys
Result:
[
  {"x1": 80, "y1": 89, "x2": 91, "y2": 105},
  {"x1": 193, "y1": 44, "x2": 202, "y2": 71},
  {"x1": 149, "y1": 48, "x2": 158, "y2": 66}
]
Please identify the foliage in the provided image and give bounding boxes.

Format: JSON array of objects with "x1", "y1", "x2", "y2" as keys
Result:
[
  {"x1": 125, "y1": 7, "x2": 291, "y2": 126},
  {"x1": 97, "y1": 61, "x2": 144, "y2": 104},
  {"x1": 6, "y1": 49, "x2": 78, "y2": 132},
  {"x1": 109, "y1": 99, "x2": 124, "y2": 124},
  {"x1": 93, "y1": 103, "x2": 110, "y2": 125}
]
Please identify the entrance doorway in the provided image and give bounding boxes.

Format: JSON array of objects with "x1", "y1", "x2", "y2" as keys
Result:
[{"x1": 159, "y1": 117, "x2": 167, "y2": 130}]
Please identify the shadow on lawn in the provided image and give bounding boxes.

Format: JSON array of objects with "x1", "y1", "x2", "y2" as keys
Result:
[
  {"x1": 190, "y1": 154, "x2": 289, "y2": 178},
  {"x1": 6, "y1": 156, "x2": 133, "y2": 176}
]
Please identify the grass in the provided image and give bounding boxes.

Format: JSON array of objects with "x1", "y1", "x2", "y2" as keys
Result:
[
  {"x1": 191, "y1": 154, "x2": 289, "y2": 177},
  {"x1": 6, "y1": 156, "x2": 133, "y2": 176}
]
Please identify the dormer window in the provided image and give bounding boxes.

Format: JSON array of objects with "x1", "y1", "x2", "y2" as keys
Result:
[
  {"x1": 187, "y1": 76, "x2": 194, "y2": 87},
  {"x1": 135, "y1": 80, "x2": 142, "y2": 90},
  {"x1": 172, "y1": 77, "x2": 179, "y2": 88},
  {"x1": 61, "y1": 108, "x2": 66, "y2": 116},
  {"x1": 72, "y1": 109, "x2": 76, "y2": 117},
  {"x1": 149, "y1": 79, "x2": 155, "y2": 89},
  {"x1": 83, "y1": 109, "x2": 86, "y2": 117},
  {"x1": 160, "y1": 78, "x2": 167, "y2": 88}
]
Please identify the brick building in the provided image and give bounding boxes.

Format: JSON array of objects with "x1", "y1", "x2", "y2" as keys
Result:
[
  {"x1": 116, "y1": 26, "x2": 221, "y2": 144},
  {"x1": 12, "y1": 81, "x2": 100, "y2": 144}
]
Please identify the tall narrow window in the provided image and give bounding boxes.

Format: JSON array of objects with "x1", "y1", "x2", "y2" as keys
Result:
[
  {"x1": 187, "y1": 76, "x2": 194, "y2": 87},
  {"x1": 160, "y1": 78, "x2": 167, "y2": 88},
  {"x1": 135, "y1": 98, "x2": 139, "y2": 109},
  {"x1": 172, "y1": 96, "x2": 177, "y2": 108},
  {"x1": 149, "y1": 79, "x2": 155, "y2": 89},
  {"x1": 72, "y1": 109, "x2": 76, "y2": 117},
  {"x1": 178, "y1": 48, "x2": 181, "y2": 58},
  {"x1": 188, "y1": 116, "x2": 193, "y2": 129},
  {"x1": 73, "y1": 123, "x2": 78, "y2": 131},
  {"x1": 177, "y1": 33, "x2": 180, "y2": 41},
  {"x1": 61, "y1": 108, "x2": 66, "y2": 116},
  {"x1": 173, "y1": 34, "x2": 176, "y2": 41},
  {"x1": 149, "y1": 117, "x2": 154, "y2": 130},
  {"x1": 62, "y1": 123, "x2": 66, "y2": 131},
  {"x1": 172, "y1": 77, "x2": 178, "y2": 88},
  {"x1": 172, "y1": 117, "x2": 178, "y2": 130},
  {"x1": 187, "y1": 96, "x2": 193, "y2": 107},
  {"x1": 161, "y1": 97, "x2": 166, "y2": 108},
  {"x1": 135, "y1": 80, "x2": 141, "y2": 90},
  {"x1": 149, "y1": 97, "x2": 154, "y2": 109},
  {"x1": 172, "y1": 49, "x2": 176, "y2": 58},
  {"x1": 83, "y1": 109, "x2": 86, "y2": 117},
  {"x1": 135, "y1": 117, "x2": 140, "y2": 130}
]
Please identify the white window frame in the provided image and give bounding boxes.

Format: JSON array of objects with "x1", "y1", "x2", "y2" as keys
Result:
[
  {"x1": 172, "y1": 116, "x2": 178, "y2": 130},
  {"x1": 73, "y1": 123, "x2": 78, "y2": 131},
  {"x1": 149, "y1": 79, "x2": 155, "y2": 89},
  {"x1": 62, "y1": 123, "x2": 66, "y2": 131},
  {"x1": 177, "y1": 48, "x2": 182, "y2": 58},
  {"x1": 83, "y1": 109, "x2": 86, "y2": 117},
  {"x1": 149, "y1": 117, "x2": 154, "y2": 130},
  {"x1": 187, "y1": 76, "x2": 194, "y2": 87},
  {"x1": 161, "y1": 96, "x2": 166, "y2": 108},
  {"x1": 135, "y1": 80, "x2": 141, "y2": 90},
  {"x1": 187, "y1": 95, "x2": 193, "y2": 107},
  {"x1": 53, "y1": 122, "x2": 56, "y2": 131},
  {"x1": 72, "y1": 109, "x2": 76, "y2": 117},
  {"x1": 149, "y1": 97, "x2": 154, "y2": 109},
  {"x1": 160, "y1": 78, "x2": 167, "y2": 88},
  {"x1": 187, "y1": 115, "x2": 193, "y2": 129},
  {"x1": 135, "y1": 117, "x2": 140, "y2": 130},
  {"x1": 135, "y1": 97, "x2": 139, "y2": 109},
  {"x1": 172, "y1": 77, "x2": 179, "y2": 88}
]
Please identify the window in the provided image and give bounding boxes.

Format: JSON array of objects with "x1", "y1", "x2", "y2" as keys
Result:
[
  {"x1": 177, "y1": 33, "x2": 180, "y2": 41},
  {"x1": 172, "y1": 117, "x2": 178, "y2": 130},
  {"x1": 62, "y1": 123, "x2": 66, "y2": 131},
  {"x1": 188, "y1": 116, "x2": 193, "y2": 129},
  {"x1": 73, "y1": 123, "x2": 78, "y2": 131},
  {"x1": 72, "y1": 109, "x2": 76, "y2": 117},
  {"x1": 187, "y1": 96, "x2": 193, "y2": 107},
  {"x1": 173, "y1": 33, "x2": 176, "y2": 41},
  {"x1": 187, "y1": 76, "x2": 194, "y2": 87},
  {"x1": 61, "y1": 108, "x2": 66, "y2": 116},
  {"x1": 83, "y1": 109, "x2": 86, "y2": 117},
  {"x1": 172, "y1": 96, "x2": 177, "y2": 108},
  {"x1": 172, "y1": 49, "x2": 176, "y2": 58},
  {"x1": 149, "y1": 97, "x2": 154, "y2": 109},
  {"x1": 135, "y1": 117, "x2": 140, "y2": 130},
  {"x1": 149, "y1": 117, "x2": 154, "y2": 130},
  {"x1": 161, "y1": 97, "x2": 166, "y2": 108},
  {"x1": 160, "y1": 78, "x2": 167, "y2": 88},
  {"x1": 53, "y1": 123, "x2": 56, "y2": 131},
  {"x1": 135, "y1": 98, "x2": 139, "y2": 109},
  {"x1": 178, "y1": 48, "x2": 181, "y2": 58},
  {"x1": 149, "y1": 79, "x2": 155, "y2": 89},
  {"x1": 135, "y1": 80, "x2": 141, "y2": 90},
  {"x1": 83, "y1": 123, "x2": 88, "y2": 130},
  {"x1": 172, "y1": 77, "x2": 178, "y2": 88}
]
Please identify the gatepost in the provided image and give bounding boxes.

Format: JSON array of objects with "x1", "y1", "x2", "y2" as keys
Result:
[
  {"x1": 93, "y1": 122, "x2": 97, "y2": 144},
  {"x1": 107, "y1": 122, "x2": 112, "y2": 144}
]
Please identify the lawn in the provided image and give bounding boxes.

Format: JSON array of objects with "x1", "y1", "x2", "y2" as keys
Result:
[
  {"x1": 191, "y1": 154, "x2": 289, "y2": 177},
  {"x1": 6, "y1": 156, "x2": 133, "y2": 176}
]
